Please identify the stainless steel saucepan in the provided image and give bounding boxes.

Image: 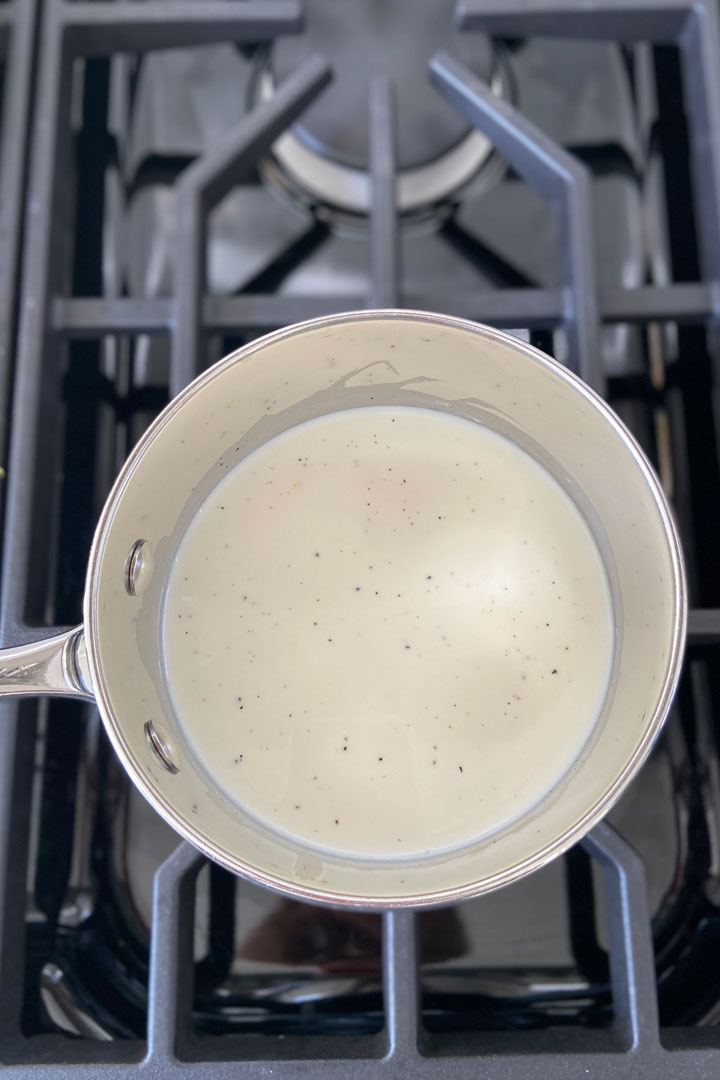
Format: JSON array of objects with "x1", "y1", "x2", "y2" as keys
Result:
[{"x1": 0, "y1": 311, "x2": 686, "y2": 907}]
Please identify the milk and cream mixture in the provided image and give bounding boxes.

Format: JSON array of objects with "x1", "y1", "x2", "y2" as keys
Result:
[{"x1": 164, "y1": 407, "x2": 613, "y2": 858}]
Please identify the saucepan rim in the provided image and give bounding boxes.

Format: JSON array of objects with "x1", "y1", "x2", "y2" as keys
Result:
[{"x1": 83, "y1": 309, "x2": 687, "y2": 907}]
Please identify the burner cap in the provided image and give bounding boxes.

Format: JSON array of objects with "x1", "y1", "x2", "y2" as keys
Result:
[{"x1": 271, "y1": 0, "x2": 494, "y2": 172}]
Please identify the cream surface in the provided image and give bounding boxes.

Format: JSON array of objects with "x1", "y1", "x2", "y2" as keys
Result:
[{"x1": 163, "y1": 406, "x2": 613, "y2": 858}]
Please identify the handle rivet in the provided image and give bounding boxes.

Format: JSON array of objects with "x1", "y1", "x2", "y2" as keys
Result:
[
  {"x1": 144, "y1": 720, "x2": 180, "y2": 774},
  {"x1": 125, "y1": 539, "x2": 153, "y2": 596}
]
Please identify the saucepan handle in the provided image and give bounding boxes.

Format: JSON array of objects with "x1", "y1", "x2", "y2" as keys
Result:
[{"x1": 0, "y1": 626, "x2": 94, "y2": 700}]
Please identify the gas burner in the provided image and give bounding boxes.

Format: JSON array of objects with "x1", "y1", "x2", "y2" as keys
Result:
[
  {"x1": 9, "y1": 0, "x2": 720, "y2": 1070},
  {"x1": 256, "y1": 0, "x2": 510, "y2": 220}
]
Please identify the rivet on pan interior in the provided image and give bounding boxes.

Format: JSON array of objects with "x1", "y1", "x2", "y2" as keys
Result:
[
  {"x1": 125, "y1": 539, "x2": 153, "y2": 596},
  {"x1": 144, "y1": 720, "x2": 180, "y2": 774}
]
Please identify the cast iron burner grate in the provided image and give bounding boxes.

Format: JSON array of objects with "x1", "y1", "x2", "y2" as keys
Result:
[{"x1": 2, "y1": 0, "x2": 720, "y2": 1075}]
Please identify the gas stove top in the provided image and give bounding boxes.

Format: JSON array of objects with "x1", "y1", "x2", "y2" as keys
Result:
[{"x1": 1, "y1": 0, "x2": 720, "y2": 1076}]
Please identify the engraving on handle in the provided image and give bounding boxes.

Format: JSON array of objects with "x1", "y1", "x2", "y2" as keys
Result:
[{"x1": 0, "y1": 627, "x2": 94, "y2": 700}]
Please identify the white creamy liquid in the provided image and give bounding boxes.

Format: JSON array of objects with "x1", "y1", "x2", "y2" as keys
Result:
[{"x1": 164, "y1": 406, "x2": 613, "y2": 858}]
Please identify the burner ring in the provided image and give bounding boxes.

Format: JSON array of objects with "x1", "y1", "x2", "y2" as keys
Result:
[
  {"x1": 271, "y1": 0, "x2": 496, "y2": 172},
  {"x1": 254, "y1": 49, "x2": 512, "y2": 222}
]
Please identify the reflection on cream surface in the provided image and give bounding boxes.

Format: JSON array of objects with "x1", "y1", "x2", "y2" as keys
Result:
[{"x1": 164, "y1": 407, "x2": 612, "y2": 858}]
